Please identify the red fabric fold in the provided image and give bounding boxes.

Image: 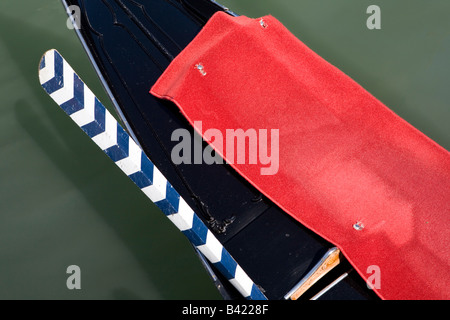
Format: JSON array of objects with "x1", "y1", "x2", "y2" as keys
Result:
[{"x1": 150, "y1": 12, "x2": 450, "y2": 300}]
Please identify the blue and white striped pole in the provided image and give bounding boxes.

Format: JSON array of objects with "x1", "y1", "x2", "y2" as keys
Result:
[{"x1": 39, "y1": 49, "x2": 266, "y2": 300}]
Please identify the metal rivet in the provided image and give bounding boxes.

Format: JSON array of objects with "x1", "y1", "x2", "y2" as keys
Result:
[
  {"x1": 195, "y1": 63, "x2": 207, "y2": 76},
  {"x1": 353, "y1": 222, "x2": 364, "y2": 231},
  {"x1": 259, "y1": 18, "x2": 268, "y2": 28}
]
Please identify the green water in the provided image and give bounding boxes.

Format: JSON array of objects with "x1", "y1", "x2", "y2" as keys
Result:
[{"x1": 0, "y1": 0, "x2": 448, "y2": 299}]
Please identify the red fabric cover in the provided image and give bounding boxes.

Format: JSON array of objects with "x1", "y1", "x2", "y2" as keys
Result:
[{"x1": 150, "y1": 12, "x2": 450, "y2": 300}]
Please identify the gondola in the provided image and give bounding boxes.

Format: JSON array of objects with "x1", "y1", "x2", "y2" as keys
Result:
[{"x1": 39, "y1": 0, "x2": 449, "y2": 300}]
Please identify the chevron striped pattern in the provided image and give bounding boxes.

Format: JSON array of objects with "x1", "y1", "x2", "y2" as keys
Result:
[{"x1": 39, "y1": 49, "x2": 266, "y2": 300}]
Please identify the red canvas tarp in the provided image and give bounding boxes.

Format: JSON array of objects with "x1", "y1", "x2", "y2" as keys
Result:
[{"x1": 150, "y1": 12, "x2": 450, "y2": 299}]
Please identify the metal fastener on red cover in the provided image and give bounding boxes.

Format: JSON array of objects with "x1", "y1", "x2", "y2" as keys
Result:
[
  {"x1": 353, "y1": 222, "x2": 364, "y2": 231},
  {"x1": 195, "y1": 63, "x2": 207, "y2": 76},
  {"x1": 259, "y1": 18, "x2": 268, "y2": 28}
]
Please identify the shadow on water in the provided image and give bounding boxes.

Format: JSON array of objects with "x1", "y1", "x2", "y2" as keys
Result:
[{"x1": 0, "y1": 10, "x2": 218, "y2": 299}]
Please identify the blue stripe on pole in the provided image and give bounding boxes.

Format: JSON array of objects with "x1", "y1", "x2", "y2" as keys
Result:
[
  {"x1": 251, "y1": 284, "x2": 267, "y2": 300},
  {"x1": 155, "y1": 183, "x2": 180, "y2": 216},
  {"x1": 182, "y1": 214, "x2": 208, "y2": 247},
  {"x1": 39, "y1": 54, "x2": 46, "y2": 72},
  {"x1": 215, "y1": 249, "x2": 238, "y2": 279},
  {"x1": 41, "y1": 51, "x2": 64, "y2": 94},
  {"x1": 39, "y1": 49, "x2": 266, "y2": 300},
  {"x1": 81, "y1": 99, "x2": 106, "y2": 138},
  {"x1": 60, "y1": 74, "x2": 84, "y2": 116},
  {"x1": 104, "y1": 124, "x2": 130, "y2": 162},
  {"x1": 129, "y1": 168, "x2": 153, "y2": 189}
]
